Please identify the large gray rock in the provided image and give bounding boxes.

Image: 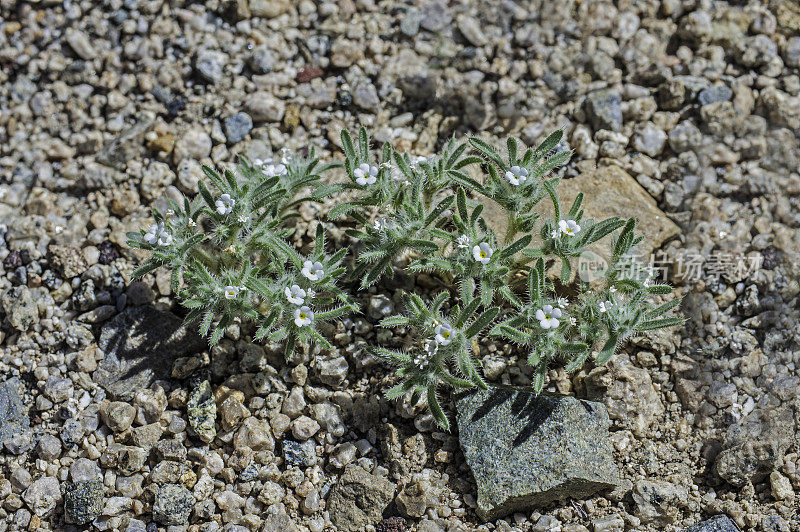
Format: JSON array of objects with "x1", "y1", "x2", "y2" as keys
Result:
[
  {"x1": 94, "y1": 306, "x2": 206, "y2": 401},
  {"x1": 327, "y1": 465, "x2": 395, "y2": 532},
  {"x1": 685, "y1": 515, "x2": 740, "y2": 532},
  {"x1": 455, "y1": 386, "x2": 620, "y2": 521},
  {"x1": 0, "y1": 378, "x2": 29, "y2": 445}
]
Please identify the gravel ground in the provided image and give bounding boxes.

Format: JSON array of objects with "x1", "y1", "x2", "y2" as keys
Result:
[{"x1": 1, "y1": 0, "x2": 799, "y2": 530}]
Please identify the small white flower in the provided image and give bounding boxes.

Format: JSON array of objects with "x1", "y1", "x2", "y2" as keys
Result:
[
  {"x1": 143, "y1": 223, "x2": 172, "y2": 246},
  {"x1": 505, "y1": 165, "x2": 529, "y2": 186},
  {"x1": 551, "y1": 228, "x2": 561, "y2": 239},
  {"x1": 263, "y1": 162, "x2": 287, "y2": 177},
  {"x1": 237, "y1": 214, "x2": 248, "y2": 224},
  {"x1": 457, "y1": 235, "x2": 470, "y2": 249},
  {"x1": 165, "y1": 209, "x2": 175, "y2": 217},
  {"x1": 609, "y1": 286, "x2": 617, "y2": 293},
  {"x1": 143, "y1": 223, "x2": 160, "y2": 245},
  {"x1": 434, "y1": 323, "x2": 454, "y2": 346},
  {"x1": 535, "y1": 304, "x2": 562, "y2": 329},
  {"x1": 188, "y1": 219, "x2": 197, "y2": 227},
  {"x1": 294, "y1": 306, "x2": 313, "y2": 327},
  {"x1": 216, "y1": 194, "x2": 235, "y2": 216},
  {"x1": 558, "y1": 219, "x2": 581, "y2": 236},
  {"x1": 223, "y1": 285, "x2": 240, "y2": 300},
  {"x1": 557, "y1": 297, "x2": 569, "y2": 309},
  {"x1": 353, "y1": 163, "x2": 378, "y2": 186},
  {"x1": 301, "y1": 260, "x2": 325, "y2": 281},
  {"x1": 599, "y1": 300, "x2": 613, "y2": 313},
  {"x1": 410, "y1": 155, "x2": 429, "y2": 167},
  {"x1": 472, "y1": 242, "x2": 493, "y2": 264},
  {"x1": 423, "y1": 339, "x2": 439, "y2": 357},
  {"x1": 306, "y1": 287, "x2": 316, "y2": 299},
  {"x1": 284, "y1": 284, "x2": 306, "y2": 305},
  {"x1": 569, "y1": 316, "x2": 577, "y2": 326}
]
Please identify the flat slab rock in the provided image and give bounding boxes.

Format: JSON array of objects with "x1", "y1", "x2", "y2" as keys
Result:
[
  {"x1": 455, "y1": 386, "x2": 620, "y2": 521},
  {"x1": 94, "y1": 306, "x2": 206, "y2": 401},
  {"x1": 685, "y1": 515, "x2": 741, "y2": 531},
  {"x1": 483, "y1": 165, "x2": 680, "y2": 262}
]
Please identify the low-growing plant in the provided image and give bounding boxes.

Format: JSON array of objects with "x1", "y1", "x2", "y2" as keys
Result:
[{"x1": 129, "y1": 128, "x2": 683, "y2": 430}]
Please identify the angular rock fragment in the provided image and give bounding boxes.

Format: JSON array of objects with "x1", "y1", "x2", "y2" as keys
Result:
[
  {"x1": 95, "y1": 306, "x2": 206, "y2": 401},
  {"x1": 327, "y1": 464, "x2": 395, "y2": 531},
  {"x1": 455, "y1": 386, "x2": 619, "y2": 521}
]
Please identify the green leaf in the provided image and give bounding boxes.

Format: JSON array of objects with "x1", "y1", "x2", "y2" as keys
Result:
[
  {"x1": 132, "y1": 261, "x2": 160, "y2": 279},
  {"x1": 328, "y1": 202, "x2": 362, "y2": 219},
  {"x1": 456, "y1": 187, "x2": 468, "y2": 221},
  {"x1": 568, "y1": 192, "x2": 583, "y2": 218},
  {"x1": 595, "y1": 334, "x2": 619, "y2": 365},
  {"x1": 379, "y1": 315, "x2": 412, "y2": 327},
  {"x1": 386, "y1": 382, "x2": 412, "y2": 400},
  {"x1": 636, "y1": 317, "x2": 685, "y2": 331},
  {"x1": 358, "y1": 127, "x2": 370, "y2": 160},
  {"x1": 465, "y1": 307, "x2": 500, "y2": 338},
  {"x1": 531, "y1": 129, "x2": 563, "y2": 164},
  {"x1": 427, "y1": 387, "x2": 450, "y2": 431},
  {"x1": 341, "y1": 129, "x2": 356, "y2": 162},
  {"x1": 646, "y1": 284, "x2": 673, "y2": 295},
  {"x1": 532, "y1": 363, "x2": 547, "y2": 394},
  {"x1": 499, "y1": 234, "x2": 532, "y2": 259},
  {"x1": 469, "y1": 137, "x2": 505, "y2": 169},
  {"x1": 494, "y1": 324, "x2": 531, "y2": 344},
  {"x1": 560, "y1": 258, "x2": 572, "y2": 284},
  {"x1": 507, "y1": 137, "x2": 518, "y2": 165},
  {"x1": 645, "y1": 298, "x2": 682, "y2": 319}
]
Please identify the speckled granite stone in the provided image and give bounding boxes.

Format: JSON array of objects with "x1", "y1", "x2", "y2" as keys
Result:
[{"x1": 455, "y1": 386, "x2": 619, "y2": 521}]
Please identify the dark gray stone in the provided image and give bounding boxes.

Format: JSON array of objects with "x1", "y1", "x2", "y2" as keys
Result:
[
  {"x1": 585, "y1": 89, "x2": 623, "y2": 131},
  {"x1": 0, "y1": 378, "x2": 29, "y2": 445},
  {"x1": 282, "y1": 439, "x2": 317, "y2": 468},
  {"x1": 455, "y1": 386, "x2": 620, "y2": 521},
  {"x1": 685, "y1": 515, "x2": 740, "y2": 532},
  {"x1": 94, "y1": 306, "x2": 206, "y2": 401},
  {"x1": 698, "y1": 86, "x2": 733, "y2": 106},
  {"x1": 223, "y1": 112, "x2": 253, "y2": 144},
  {"x1": 63, "y1": 480, "x2": 104, "y2": 525},
  {"x1": 153, "y1": 483, "x2": 194, "y2": 525},
  {"x1": 327, "y1": 465, "x2": 395, "y2": 532}
]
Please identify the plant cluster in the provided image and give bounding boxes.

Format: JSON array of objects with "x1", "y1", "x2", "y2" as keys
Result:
[
  {"x1": 128, "y1": 151, "x2": 355, "y2": 360},
  {"x1": 130, "y1": 128, "x2": 683, "y2": 430}
]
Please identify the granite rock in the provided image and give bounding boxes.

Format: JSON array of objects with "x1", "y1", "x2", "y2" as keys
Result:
[
  {"x1": 0, "y1": 379, "x2": 29, "y2": 444},
  {"x1": 153, "y1": 483, "x2": 194, "y2": 525},
  {"x1": 455, "y1": 386, "x2": 620, "y2": 521},
  {"x1": 685, "y1": 515, "x2": 741, "y2": 532},
  {"x1": 63, "y1": 480, "x2": 104, "y2": 525}
]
